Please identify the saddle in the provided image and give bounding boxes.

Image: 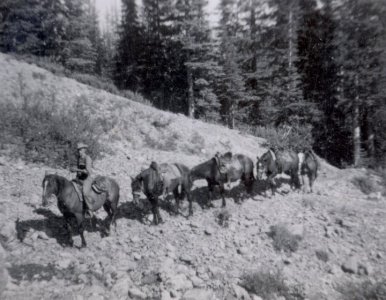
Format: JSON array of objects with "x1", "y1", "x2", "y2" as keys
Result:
[{"x1": 92, "y1": 176, "x2": 108, "y2": 194}]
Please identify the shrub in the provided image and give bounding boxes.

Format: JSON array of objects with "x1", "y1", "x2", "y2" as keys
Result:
[
  {"x1": 143, "y1": 131, "x2": 179, "y2": 152},
  {"x1": 71, "y1": 73, "x2": 119, "y2": 94},
  {"x1": 0, "y1": 81, "x2": 112, "y2": 167},
  {"x1": 242, "y1": 124, "x2": 313, "y2": 152},
  {"x1": 337, "y1": 280, "x2": 386, "y2": 300},
  {"x1": 268, "y1": 225, "x2": 301, "y2": 253},
  {"x1": 351, "y1": 176, "x2": 377, "y2": 195},
  {"x1": 241, "y1": 270, "x2": 306, "y2": 300},
  {"x1": 120, "y1": 90, "x2": 153, "y2": 107},
  {"x1": 215, "y1": 209, "x2": 231, "y2": 227},
  {"x1": 315, "y1": 249, "x2": 329, "y2": 262}
]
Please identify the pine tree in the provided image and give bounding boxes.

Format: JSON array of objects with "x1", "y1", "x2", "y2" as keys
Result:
[
  {"x1": 62, "y1": 0, "x2": 98, "y2": 73},
  {"x1": 0, "y1": 0, "x2": 65, "y2": 56},
  {"x1": 334, "y1": 0, "x2": 385, "y2": 166},
  {"x1": 115, "y1": 0, "x2": 142, "y2": 89},
  {"x1": 175, "y1": 0, "x2": 220, "y2": 118}
]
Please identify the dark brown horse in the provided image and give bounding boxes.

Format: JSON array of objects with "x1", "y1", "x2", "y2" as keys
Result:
[
  {"x1": 131, "y1": 162, "x2": 192, "y2": 225},
  {"x1": 42, "y1": 174, "x2": 120, "y2": 247},
  {"x1": 299, "y1": 150, "x2": 319, "y2": 193},
  {"x1": 256, "y1": 148, "x2": 300, "y2": 196},
  {"x1": 189, "y1": 152, "x2": 255, "y2": 207}
]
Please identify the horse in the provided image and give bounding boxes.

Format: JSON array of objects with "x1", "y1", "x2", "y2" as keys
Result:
[
  {"x1": 189, "y1": 152, "x2": 255, "y2": 207},
  {"x1": 131, "y1": 162, "x2": 192, "y2": 225},
  {"x1": 299, "y1": 150, "x2": 319, "y2": 193},
  {"x1": 256, "y1": 148, "x2": 300, "y2": 197},
  {"x1": 42, "y1": 173, "x2": 120, "y2": 247}
]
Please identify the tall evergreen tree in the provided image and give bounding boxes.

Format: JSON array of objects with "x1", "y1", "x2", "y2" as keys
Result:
[
  {"x1": 334, "y1": 0, "x2": 385, "y2": 166},
  {"x1": 115, "y1": 0, "x2": 142, "y2": 89}
]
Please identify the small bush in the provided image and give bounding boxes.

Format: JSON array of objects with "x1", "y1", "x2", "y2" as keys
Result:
[
  {"x1": 352, "y1": 176, "x2": 377, "y2": 195},
  {"x1": 241, "y1": 270, "x2": 306, "y2": 300},
  {"x1": 215, "y1": 209, "x2": 231, "y2": 227},
  {"x1": 151, "y1": 115, "x2": 173, "y2": 128},
  {"x1": 184, "y1": 132, "x2": 206, "y2": 155},
  {"x1": 242, "y1": 124, "x2": 313, "y2": 152},
  {"x1": 268, "y1": 225, "x2": 301, "y2": 253},
  {"x1": 337, "y1": 280, "x2": 386, "y2": 300},
  {"x1": 120, "y1": 90, "x2": 153, "y2": 107},
  {"x1": 315, "y1": 249, "x2": 329, "y2": 262},
  {"x1": 143, "y1": 131, "x2": 179, "y2": 151},
  {"x1": 71, "y1": 73, "x2": 119, "y2": 94}
]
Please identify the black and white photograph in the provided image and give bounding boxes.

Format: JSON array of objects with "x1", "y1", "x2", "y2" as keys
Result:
[{"x1": 0, "y1": 0, "x2": 386, "y2": 299}]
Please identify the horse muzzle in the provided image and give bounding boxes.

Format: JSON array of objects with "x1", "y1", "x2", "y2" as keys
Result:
[{"x1": 42, "y1": 194, "x2": 56, "y2": 207}]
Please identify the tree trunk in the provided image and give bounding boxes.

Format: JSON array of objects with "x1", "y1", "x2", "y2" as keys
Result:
[
  {"x1": 366, "y1": 110, "x2": 375, "y2": 167},
  {"x1": 288, "y1": 6, "x2": 293, "y2": 70},
  {"x1": 353, "y1": 75, "x2": 361, "y2": 167},
  {"x1": 228, "y1": 103, "x2": 235, "y2": 129},
  {"x1": 187, "y1": 66, "x2": 194, "y2": 118}
]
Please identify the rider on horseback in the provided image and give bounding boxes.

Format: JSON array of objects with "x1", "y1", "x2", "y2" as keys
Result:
[{"x1": 71, "y1": 143, "x2": 94, "y2": 218}]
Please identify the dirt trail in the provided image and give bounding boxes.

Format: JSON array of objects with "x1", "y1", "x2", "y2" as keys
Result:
[{"x1": 1, "y1": 53, "x2": 386, "y2": 300}]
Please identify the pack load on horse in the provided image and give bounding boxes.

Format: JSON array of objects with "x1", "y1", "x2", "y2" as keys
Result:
[
  {"x1": 298, "y1": 149, "x2": 319, "y2": 193},
  {"x1": 131, "y1": 161, "x2": 192, "y2": 225},
  {"x1": 189, "y1": 152, "x2": 254, "y2": 207},
  {"x1": 42, "y1": 173, "x2": 120, "y2": 247},
  {"x1": 256, "y1": 148, "x2": 301, "y2": 197}
]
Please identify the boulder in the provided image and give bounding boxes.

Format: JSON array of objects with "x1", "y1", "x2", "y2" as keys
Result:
[
  {"x1": 232, "y1": 284, "x2": 251, "y2": 300},
  {"x1": 0, "y1": 223, "x2": 17, "y2": 244},
  {"x1": 0, "y1": 244, "x2": 9, "y2": 297},
  {"x1": 341, "y1": 257, "x2": 358, "y2": 274},
  {"x1": 128, "y1": 287, "x2": 147, "y2": 299},
  {"x1": 182, "y1": 289, "x2": 217, "y2": 300},
  {"x1": 111, "y1": 277, "x2": 133, "y2": 297},
  {"x1": 168, "y1": 274, "x2": 193, "y2": 291}
]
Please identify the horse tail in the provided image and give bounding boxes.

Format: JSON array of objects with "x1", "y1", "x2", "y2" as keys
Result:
[{"x1": 174, "y1": 163, "x2": 192, "y2": 189}]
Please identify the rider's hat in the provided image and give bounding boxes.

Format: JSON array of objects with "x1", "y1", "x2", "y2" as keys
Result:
[{"x1": 77, "y1": 142, "x2": 88, "y2": 150}]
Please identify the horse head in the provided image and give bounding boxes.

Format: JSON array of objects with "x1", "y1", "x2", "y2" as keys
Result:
[
  {"x1": 256, "y1": 151, "x2": 272, "y2": 180},
  {"x1": 213, "y1": 152, "x2": 232, "y2": 174},
  {"x1": 42, "y1": 174, "x2": 58, "y2": 207}
]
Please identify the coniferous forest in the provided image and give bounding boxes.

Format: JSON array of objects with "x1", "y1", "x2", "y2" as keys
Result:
[{"x1": 1, "y1": 0, "x2": 386, "y2": 168}]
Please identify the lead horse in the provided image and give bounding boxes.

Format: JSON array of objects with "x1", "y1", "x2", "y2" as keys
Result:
[
  {"x1": 42, "y1": 174, "x2": 120, "y2": 247},
  {"x1": 190, "y1": 152, "x2": 255, "y2": 207},
  {"x1": 256, "y1": 148, "x2": 300, "y2": 196}
]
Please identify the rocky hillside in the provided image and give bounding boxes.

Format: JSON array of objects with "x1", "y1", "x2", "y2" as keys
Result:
[{"x1": 0, "y1": 53, "x2": 386, "y2": 300}]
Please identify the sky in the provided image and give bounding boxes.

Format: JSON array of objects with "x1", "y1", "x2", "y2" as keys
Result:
[{"x1": 95, "y1": 0, "x2": 220, "y2": 29}]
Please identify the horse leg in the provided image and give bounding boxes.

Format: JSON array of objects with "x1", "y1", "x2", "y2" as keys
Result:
[
  {"x1": 150, "y1": 197, "x2": 158, "y2": 225},
  {"x1": 75, "y1": 215, "x2": 87, "y2": 248},
  {"x1": 64, "y1": 216, "x2": 74, "y2": 247},
  {"x1": 207, "y1": 180, "x2": 215, "y2": 208},
  {"x1": 187, "y1": 190, "x2": 193, "y2": 216},
  {"x1": 103, "y1": 202, "x2": 113, "y2": 236},
  {"x1": 173, "y1": 188, "x2": 180, "y2": 215},
  {"x1": 268, "y1": 175, "x2": 276, "y2": 197},
  {"x1": 155, "y1": 196, "x2": 163, "y2": 224},
  {"x1": 309, "y1": 173, "x2": 315, "y2": 193},
  {"x1": 220, "y1": 183, "x2": 226, "y2": 208}
]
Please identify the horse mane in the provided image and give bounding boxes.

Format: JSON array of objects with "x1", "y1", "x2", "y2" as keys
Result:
[{"x1": 268, "y1": 148, "x2": 277, "y2": 161}]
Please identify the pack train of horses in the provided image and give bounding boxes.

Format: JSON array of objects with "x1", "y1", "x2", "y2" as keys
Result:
[{"x1": 42, "y1": 148, "x2": 319, "y2": 247}]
